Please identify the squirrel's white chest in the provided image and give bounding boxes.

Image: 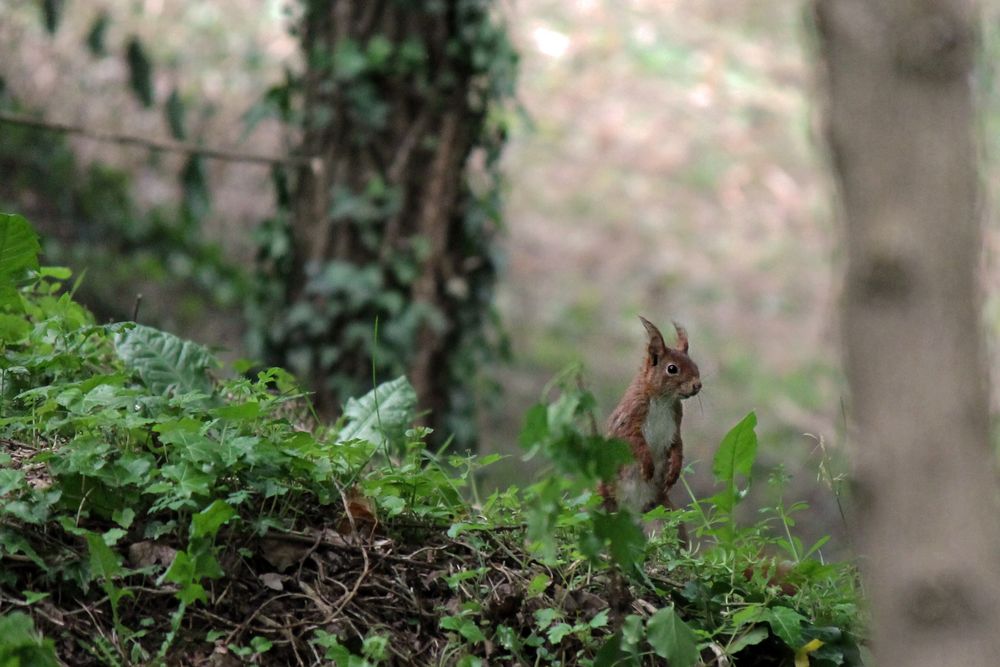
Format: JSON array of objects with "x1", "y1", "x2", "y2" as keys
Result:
[
  {"x1": 642, "y1": 397, "x2": 677, "y2": 461},
  {"x1": 618, "y1": 398, "x2": 677, "y2": 512}
]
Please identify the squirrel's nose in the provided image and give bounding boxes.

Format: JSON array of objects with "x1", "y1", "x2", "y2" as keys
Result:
[{"x1": 692, "y1": 380, "x2": 702, "y2": 394}]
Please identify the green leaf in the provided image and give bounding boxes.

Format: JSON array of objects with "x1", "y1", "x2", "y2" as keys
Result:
[
  {"x1": 0, "y1": 213, "x2": 41, "y2": 287},
  {"x1": 311, "y1": 630, "x2": 373, "y2": 666},
  {"x1": 590, "y1": 436, "x2": 633, "y2": 481},
  {"x1": 0, "y1": 612, "x2": 59, "y2": 666},
  {"x1": 440, "y1": 615, "x2": 486, "y2": 644},
  {"x1": 620, "y1": 614, "x2": 644, "y2": 650},
  {"x1": 338, "y1": 376, "x2": 416, "y2": 446},
  {"x1": 518, "y1": 403, "x2": 548, "y2": 449},
  {"x1": 113, "y1": 508, "x2": 136, "y2": 529},
  {"x1": 37, "y1": 266, "x2": 71, "y2": 280},
  {"x1": 0, "y1": 285, "x2": 20, "y2": 311},
  {"x1": 547, "y1": 622, "x2": 573, "y2": 644},
  {"x1": 647, "y1": 606, "x2": 699, "y2": 667},
  {"x1": 41, "y1": 0, "x2": 65, "y2": 34},
  {"x1": 763, "y1": 606, "x2": 807, "y2": 650},
  {"x1": 161, "y1": 551, "x2": 208, "y2": 605},
  {"x1": 190, "y1": 500, "x2": 237, "y2": 539},
  {"x1": 214, "y1": 401, "x2": 261, "y2": 421},
  {"x1": 711, "y1": 411, "x2": 758, "y2": 512},
  {"x1": 728, "y1": 626, "x2": 769, "y2": 654},
  {"x1": 250, "y1": 636, "x2": 273, "y2": 654},
  {"x1": 21, "y1": 591, "x2": 49, "y2": 605},
  {"x1": 86, "y1": 532, "x2": 123, "y2": 581},
  {"x1": 526, "y1": 573, "x2": 550, "y2": 596},
  {"x1": 533, "y1": 607, "x2": 560, "y2": 630},
  {"x1": 181, "y1": 155, "x2": 211, "y2": 220},
  {"x1": 589, "y1": 609, "x2": 610, "y2": 629},
  {"x1": 332, "y1": 40, "x2": 368, "y2": 81},
  {"x1": 593, "y1": 632, "x2": 635, "y2": 667},
  {"x1": 592, "y1": 510, "x2": 645, "y2": 574},
  {"x1": 126, "y1": 37, "x2": 154, "y2": 107},
  {"x1": 0, "y1": 469, "x2": 25, "y2": 497},
  {"x1": 115, "y1": 324, "x2": 217, "y2": 395},
  {"x1": 165, "y1": 88, "x2": 187, "y2": 140},
  {"x1": 86, "y1": 11, "x2": 109, "y2": 55}
]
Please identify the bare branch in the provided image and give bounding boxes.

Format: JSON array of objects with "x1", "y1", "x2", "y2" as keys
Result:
[{"x1": 0, "y1": 110, "x2": 314, "y2": 167}]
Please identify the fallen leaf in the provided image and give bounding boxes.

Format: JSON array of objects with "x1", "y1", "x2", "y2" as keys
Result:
[
  {"x1": 795, "y1": 638, "x2": 824, "y2": 667},
  {"x1": 260, "y1": 537, "x2": 311, "y2": 572},
  {"x1": 127, "y1": 541, "x2": 177, "y2": 568},
  {"x1": 259, "y1": 572, "x2": 284, "y2": 591}
]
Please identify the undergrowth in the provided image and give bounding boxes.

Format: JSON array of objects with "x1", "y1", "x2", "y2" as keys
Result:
[{"x1": 0, "y1": 212, "x2": 865, "y2": 665}]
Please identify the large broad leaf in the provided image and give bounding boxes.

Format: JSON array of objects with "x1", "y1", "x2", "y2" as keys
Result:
[
  {"x1": 338, "y1": 376, "x2": 416, "y2": 446},
  {"x1": 711, "y1": 411, "x2": 758, "y2": 513},
  {"x1": 115, "y1": 324, "x2": 216, "y2": 395},
  {"x1": 0, "y1": 214, "x2": 40, "y2": 287},
  {"x1": 647, "y1": 606, "x2": 700, "y2": 667},
  {"x1": 763, "y1": 606, "x2": 807, "y2": 651}
]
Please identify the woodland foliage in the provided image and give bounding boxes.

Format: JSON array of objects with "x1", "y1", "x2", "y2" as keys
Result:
[
  {"x1": 0, "y1": 215, "x2": 864, "y2": 665},
  {"x1": 1, "y1": 0, "x2": 516, "y2": 450}
]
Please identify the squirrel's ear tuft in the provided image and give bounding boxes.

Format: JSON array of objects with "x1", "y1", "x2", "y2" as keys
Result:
[
  {"x1": 672, "y1": 321, "x2": 689, "y2": 353},
  {"x1": 639, "y1": 316, "x2": 667, "y2": 365},
  {"x1": 638, "y1": 316, "x2": 660, "y2": 339}
]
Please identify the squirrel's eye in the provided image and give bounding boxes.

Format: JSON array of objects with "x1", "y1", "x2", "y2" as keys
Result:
[{"x1": 666, "y1": 364, "x2": 679, "y2": 375}]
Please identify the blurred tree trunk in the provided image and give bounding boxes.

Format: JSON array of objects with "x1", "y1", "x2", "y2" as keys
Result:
[
  {"x1": 815, "y1": 1, "x2": 1000, "y2": 664},
  {"x1": 261, "y1": 1, "x2": 512, "y2": 446}
]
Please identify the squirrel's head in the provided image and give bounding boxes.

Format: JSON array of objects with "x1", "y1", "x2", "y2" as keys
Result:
[{"x1": 638, "y1": 316, "x2": 701, "y2": 400}]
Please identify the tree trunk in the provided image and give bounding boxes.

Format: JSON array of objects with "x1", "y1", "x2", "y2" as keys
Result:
[
  {"x1": 259, "y1": 1, "x2": 511, "y2": 447},
  {"x1": 815, "y1": 1, "x2": 1000, "y2": 664}
]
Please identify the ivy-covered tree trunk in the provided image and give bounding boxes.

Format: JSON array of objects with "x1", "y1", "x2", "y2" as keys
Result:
[
  {"x1": 258, "y1": 1, "x2": 513, "y2": 447},
  {"x1": 815, "y1": 1, "x2": 1000, "y2": 664}
]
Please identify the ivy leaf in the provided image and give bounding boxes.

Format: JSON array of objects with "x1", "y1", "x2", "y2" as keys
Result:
[
  {"x1": 165, "y1": 88, "x2": 187, "y2": 140},
  {"x1": 711, "y1": 411, "x2": 758, "y2": 513},
  {"x1": 86, "y1": 11, "x2": 110, "y2": 55},
  {"x1": 0, "y1": 213, "x2": 41, "y2": 287},
  {"x1": 41, "y1": 0, "x2": 65, "y2": 34},
  {"x1": 338, "y1": 376, "x2": 416, "y2": 446},
  {"x1": 115, "y1": 324, "x2": 217, "y2": 395},
  {"x1": 180, "y1": 155, "x2": 210, "y2": 222},
  {"x1": 126, "y1": 37, "x2": 155, "y2": 107},
  {"x1": 646, "y1": 606, "x2": 699, "y2": 667}
]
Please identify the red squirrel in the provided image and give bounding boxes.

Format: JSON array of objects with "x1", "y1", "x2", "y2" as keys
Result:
[{"x1": 601, "y1": 317, "x2": 701, "y2": 519}]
